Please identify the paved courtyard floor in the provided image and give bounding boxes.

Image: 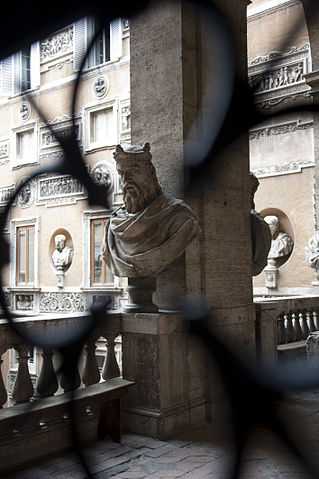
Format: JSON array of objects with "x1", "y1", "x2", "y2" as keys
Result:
[{"x1": 9, "y1": 394, "x2": 319, "y2": 479}]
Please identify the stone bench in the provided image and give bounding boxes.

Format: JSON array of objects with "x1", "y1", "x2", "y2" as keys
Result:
[{"x1": 0, "y1": 377, "x2": 134, "y2": 475}]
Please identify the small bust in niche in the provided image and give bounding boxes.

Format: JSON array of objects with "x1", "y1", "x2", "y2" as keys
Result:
[
  {"x1": 51, "y1": 234, "x2": 73, "y2": 272},
  {"x1": 264, "y1": 215, "x2": 293, "y2": 263}
]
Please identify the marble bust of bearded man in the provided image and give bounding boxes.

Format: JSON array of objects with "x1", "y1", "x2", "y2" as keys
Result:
[{"x1": 103, "y1": 143, "x2": 199, "y2": 278}]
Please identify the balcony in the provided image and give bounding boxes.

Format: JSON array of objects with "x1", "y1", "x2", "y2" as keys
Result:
[
  {"x1": 255, "y1": 295, "x2": 319, "y2": 363},
  {"x1": 0, "y1": 310, "x2": 134, "y2": 475}
]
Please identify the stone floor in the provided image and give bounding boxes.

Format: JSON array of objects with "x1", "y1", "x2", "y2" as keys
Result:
[{"x1": 9, "y1": 394, "x2": 319, "y2": 479}]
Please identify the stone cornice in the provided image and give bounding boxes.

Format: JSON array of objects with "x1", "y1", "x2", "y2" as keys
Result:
[{"x1": 248, "y1": 0, "x2": 300, "y2": 22}]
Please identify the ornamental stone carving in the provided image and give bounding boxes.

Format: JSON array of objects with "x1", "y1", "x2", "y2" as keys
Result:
[
  {"x1": 91, "y1": 161, "x2": 113, "y2": 191},
  {"x1": 15, "y1": 294, "x2": 34, "y2": 311},
  {"x1": 39, "y1": 293, "x2": 87, "y2": 313},
  {"x1": 305, "y1": 232, "x2": 319, "y2": 285},
  {"x1": 40, "y1": 26, "x2": 74, "y2": 63},
  {"x1": 20, "y1": 102, "x2": 31, "y2": 121},
  {"x1": 94, "y1": 77, "x2": 108, "y2": 98},
  {"x1": 17, "y1": 179, "x2": 36, "y2": 208},
  {"x1": 104, "y1": 143, "x2": 200, "y2": 278}
]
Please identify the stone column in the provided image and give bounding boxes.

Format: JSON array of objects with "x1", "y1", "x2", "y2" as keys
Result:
[{"x1": 126, "y1": 0, "x2": 254, "y2": 436}]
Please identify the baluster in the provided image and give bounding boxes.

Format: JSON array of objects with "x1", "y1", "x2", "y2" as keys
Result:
[
  {"x1": 82, "y1": 338, "x2": 100, "y2": 387},
  {"x1": 35, "y1": 349, "x2": 58, "y2": 398},
  {"x1": 60, "y1": 346, "x2": 81, "y2": 393},
  {"x1": 307, "y1": 311, "x2": 316, "y2": 333},
  {"x1": 314, "y1": 311, "x2": 319, "y2": 331},
  {"x1": 0, "y1": 347, "x2": 8, "y2": 408},
  {"x1": 12, "y1": 346, "x2": 34, "y2": 404},
  {"x1": 277, "y1": 316, "x2": 285, "y2": 344},
  {"x1": 292, "y1": 312, "x2": 301, "y2": 341},
  {"x1": 300, "y1": 312, "x2": 309, "y2": 340},
  {"x1": 102, "y1": 334, "x2": 120, "y2": 380},
  {"x1": 285, "y1": 313, "x2": 294, "y2": 343}
]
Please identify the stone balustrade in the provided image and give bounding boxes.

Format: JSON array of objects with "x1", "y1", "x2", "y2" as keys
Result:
[
  {"x1": 255, "y1": 296, "x2": 319, "y2": 363},
  {"x1": 0, "y1": 311, "x2": 122, "y2": 409},
  {"x1": 0, "y1": 311, "x2": 135, "y2": 474}
]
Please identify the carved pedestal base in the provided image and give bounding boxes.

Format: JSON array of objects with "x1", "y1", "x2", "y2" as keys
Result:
[
  {"x1": 56, "y1": 271, "x2": 65, "y2": 289},
  {"x1": 121, "y1": 313, "x2": 208, "y2": 439},
  {"x1": 265, "y1": 260, "x2": 278, "y2": 289},
  {"x1": 124, "y1": 278, "x2": 158, "y2": 313}
]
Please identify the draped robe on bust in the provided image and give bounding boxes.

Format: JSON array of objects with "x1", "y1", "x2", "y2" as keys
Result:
[{"x1": 104, "y1": 194, "x2": 199, "y2": 277}]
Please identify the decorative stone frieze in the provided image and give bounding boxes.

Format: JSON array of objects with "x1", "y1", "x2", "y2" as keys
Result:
[
  {"x1": 248, "y1": 44, "x2": 311, "y2": 109},
  {"x1": 252, "y1": 161, "x2": 314, "y2": 178},
  {"x1": 0, "y1": 140, "x2": 9, "y2": 161},
  {"x1": 0, "y1": 185, "x2": 14, "y2": 206},
  {"x1": 15, "y1": 294, "x2": 34, "y2": 311},
  {"x1": 40, "y1": 26, "x2": 74, "y2": 63},
  {"x1": 250, "y1": 120, "x2": 313, "y2": 141},
  {"x1": 249, "y1": 61, "x2": 304, "y2": 93},
  {"x1": 40, "y1": 122, "x2": 81, "y2": 149},
  {"x1": 39, "y1": 293, "x2": 87, "y2": 313},
  {"x1": 38, "y1": 175, "x2": 85, "y2": 201},
  {"x1": 249, "y1": 44, "x2": 310, "y2": 66}
]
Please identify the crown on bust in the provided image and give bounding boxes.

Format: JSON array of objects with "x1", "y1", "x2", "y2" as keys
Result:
[{"x1": 113, "y1": 143, "x2": 152, "y2": 163}]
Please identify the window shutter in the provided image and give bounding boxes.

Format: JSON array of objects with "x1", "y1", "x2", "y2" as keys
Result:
[
  {"x1": 110, "y1": 19, "x2": 122, "y2": 61},
  {"x1": 0, "y1": 56, "x2": 13, "y2": 97},
  {"x1": 73, "y1": 18, "x2": 88, "y2": 71},
  {"x1": 86, "y1": 17, "x2": 96, "y2": 68},
  {"x1": 30, "y1": 42, "x2": 40, "y2": 89},
  {"x1": 13, "y1": 53, "x2": 21, "y2": 95}
]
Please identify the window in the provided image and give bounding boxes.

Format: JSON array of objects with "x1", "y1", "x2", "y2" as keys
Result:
[
  {"x1": 74, "y1": 18, "x2": 123, "y2": 71},
  {"x1": 16, "y1": 225, "x2": 35, "y2": 286},
  {"x1": 16, "y1": 128, "x2": 34, "y2": 162},
  {"x1": 85, "y1": 101, "x2": 118, "y2": 150},
  {"x1": 21, "y1": 47, "x2": 31, "y2": 91},
  {"x1": 90, "y1": 218, "x2": 113, "y2": 285},
  {"x1": 0, "y1": 42, "x2": 40, "y2": 97},
  {"x1": 87, "y1": 18, "x2": 110, "y2": 68},
  {"x1": 90, "y1": 107, "x2": 113, "y2": 145}
]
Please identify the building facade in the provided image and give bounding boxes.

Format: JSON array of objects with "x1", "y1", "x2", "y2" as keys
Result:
[
  {"x1": 0, "y1": 16, "x2": 130, "y2": 394},
  {"x1": 248, "y1": 0, "x2": 318, "y2": 295}
]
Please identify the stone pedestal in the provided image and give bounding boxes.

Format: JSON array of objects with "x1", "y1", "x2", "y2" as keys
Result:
[
  {"x1": 125, "y1": 277, "x2": 158, "y2": 313},
  {"x1": 265, "y1": 260, "x2": 279, "y2": 289},
  {"x1": 121, "y1": 313, "x2": 208, "y2": 439}
]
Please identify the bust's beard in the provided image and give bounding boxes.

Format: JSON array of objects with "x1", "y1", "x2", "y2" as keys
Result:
[{"x1": 123, "y1": 182, "x2": 158, "y2": 214}]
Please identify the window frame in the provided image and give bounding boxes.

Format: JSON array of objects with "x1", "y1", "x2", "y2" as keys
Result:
[
  {"x1": 82, "y1": 210, "x2": 120, "y2": 290},
  {"x1": 84, "y1": 100, "x2": 118, "y2": 152},
  {"x1": 10, "y1": 217, "x2": 39, "y2": 290},
  {"x1": 12, "y1": 122, "x2": 38, "y2": 168}
]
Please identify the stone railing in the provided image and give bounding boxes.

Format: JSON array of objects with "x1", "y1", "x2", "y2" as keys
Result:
[
  {"x1": 0, "y1": 311, "x2": 122, "y2": 408},
  {"x1": 0, "y1": 311, "x2": 135, "y2": 474},
  {"x1": 255, "y1": 296, "x2": 319, "y2": 363}
]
